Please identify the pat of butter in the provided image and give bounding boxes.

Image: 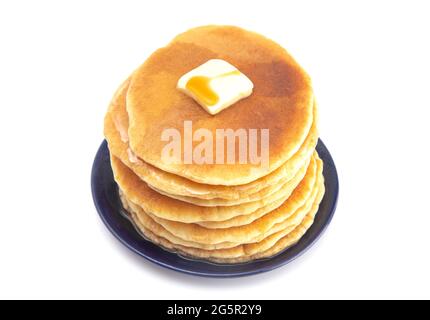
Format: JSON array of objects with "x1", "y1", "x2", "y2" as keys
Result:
[{"x1": 177, "y1": 59, "x2": 253, "y2": 115}]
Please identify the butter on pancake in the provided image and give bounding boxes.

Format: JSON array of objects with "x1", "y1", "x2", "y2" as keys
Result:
[
  {"x1": 104, "y1": 76, "x2": 319, "y2": 201},
  {"x1": 177, "y1": 59, "x2": 254, "y2": 115},
  {"x1": 102, "y1": 25, "x2": 325, "y2": 264},
  {"x1": 126, "y1": 25, "x2": 314, "y2": 186}
]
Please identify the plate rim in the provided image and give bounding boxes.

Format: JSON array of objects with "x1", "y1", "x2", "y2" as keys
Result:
[{"x1": 91, "y1": 139, "x2": 339, "y2": 278}]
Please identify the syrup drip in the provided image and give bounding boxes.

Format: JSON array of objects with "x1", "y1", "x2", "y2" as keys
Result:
[{"x1": 186, "y1": 70, "x2": 241, "y2": 106}]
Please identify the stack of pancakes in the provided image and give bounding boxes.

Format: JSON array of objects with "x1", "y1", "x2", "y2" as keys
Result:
[{"x1": 104, "y1": 26, "x2": 325, "y2": 263}]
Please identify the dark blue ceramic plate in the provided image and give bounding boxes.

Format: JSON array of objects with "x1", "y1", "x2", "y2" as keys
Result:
[{"x1": 91, "y1": 139, "x2": 338, "y2": 278}]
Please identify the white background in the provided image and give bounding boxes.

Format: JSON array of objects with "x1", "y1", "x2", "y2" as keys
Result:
[{"x1": 1, "y1": 0, "x2": 429, "y2": 300}]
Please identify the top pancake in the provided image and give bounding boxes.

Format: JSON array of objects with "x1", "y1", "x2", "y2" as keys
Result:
[
  {"x1": 126, "y1": 25, "x2": 314, "y2": 185},
  {"x1": 104, "y1": 77, "x2": 318, "y2": 201}
]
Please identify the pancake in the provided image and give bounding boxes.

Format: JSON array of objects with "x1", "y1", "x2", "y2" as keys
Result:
[
  {"x1": 120, "y1": 191, "x2": 241, "y2": 250},
  {"x1": 125, "y1": 25, "x2": 314, "y2": 185},
  {"x1": 104, "y1": 79, "x2": 318, "y2": 201},
  {"x1": 101, "y1": 25, "x2": 326, "y2": 264},
  {"x1": 145, "y1": 155, "x2": 322, "y2": 245},
  {"x1": 147, "y1": 155, "x2": 309, "y2": 207},
  {"x1": 110, "y1": 152, "x2": 318, "y2": 223},
  {"x1": 195, "y1": 192, "x2": 288, "y2": 229},
  {"x1": 124, "y1": 181, "x2": 324, "y2": 263},
  {"x1": 121, "y1": 172, "x2": 322, "y2": 251}
]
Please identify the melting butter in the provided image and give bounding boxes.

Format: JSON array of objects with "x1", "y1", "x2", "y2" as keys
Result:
[
  {"x1": 177, "y1": 59, "x2": 253, "y2": 115},
  {"x1": 185, "y1": 70, "x2": 241, "y2": 107}
]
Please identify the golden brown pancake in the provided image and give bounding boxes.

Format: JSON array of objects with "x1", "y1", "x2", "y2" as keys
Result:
[
  {"x1": 102, "y1": 25, "x2": 325, "y2": 264},
  {"x1": 121, "y1": 170, "x2": 322, "y2": 251},
  {"x1": 104, "y1": 78, "x2": 318, "y2": 201},
  {"x1": 123, "y1": 181, "x2": 324, "y2": 263},
  {"x1": 120, "y1": 192, "x2": 241, "y2": 250},
  {"x1": 144, "y1": 156, "x2": 322, "y2": 245},
  {"x1": 111, "y1": 152, "x2": 318, "y2": 224},
  {"x1": 126, "y1": 25, "x2": 314, "y2": 185},
  {"x1": 146, "y1": 156, "x2": 309, "y2": 207}
]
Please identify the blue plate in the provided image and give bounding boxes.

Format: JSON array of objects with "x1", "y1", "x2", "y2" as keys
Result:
[{"x1": 91, "y1": 139, "x2": 338, "y2": 278}]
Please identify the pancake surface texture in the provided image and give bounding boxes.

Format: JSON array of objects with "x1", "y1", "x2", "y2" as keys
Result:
[
  {"x1": 103, "y1": 25, "x2": 325, "y2": 264},
  {"x1": 126, "y1": 25, "x2": 314, "y2": 185}
]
